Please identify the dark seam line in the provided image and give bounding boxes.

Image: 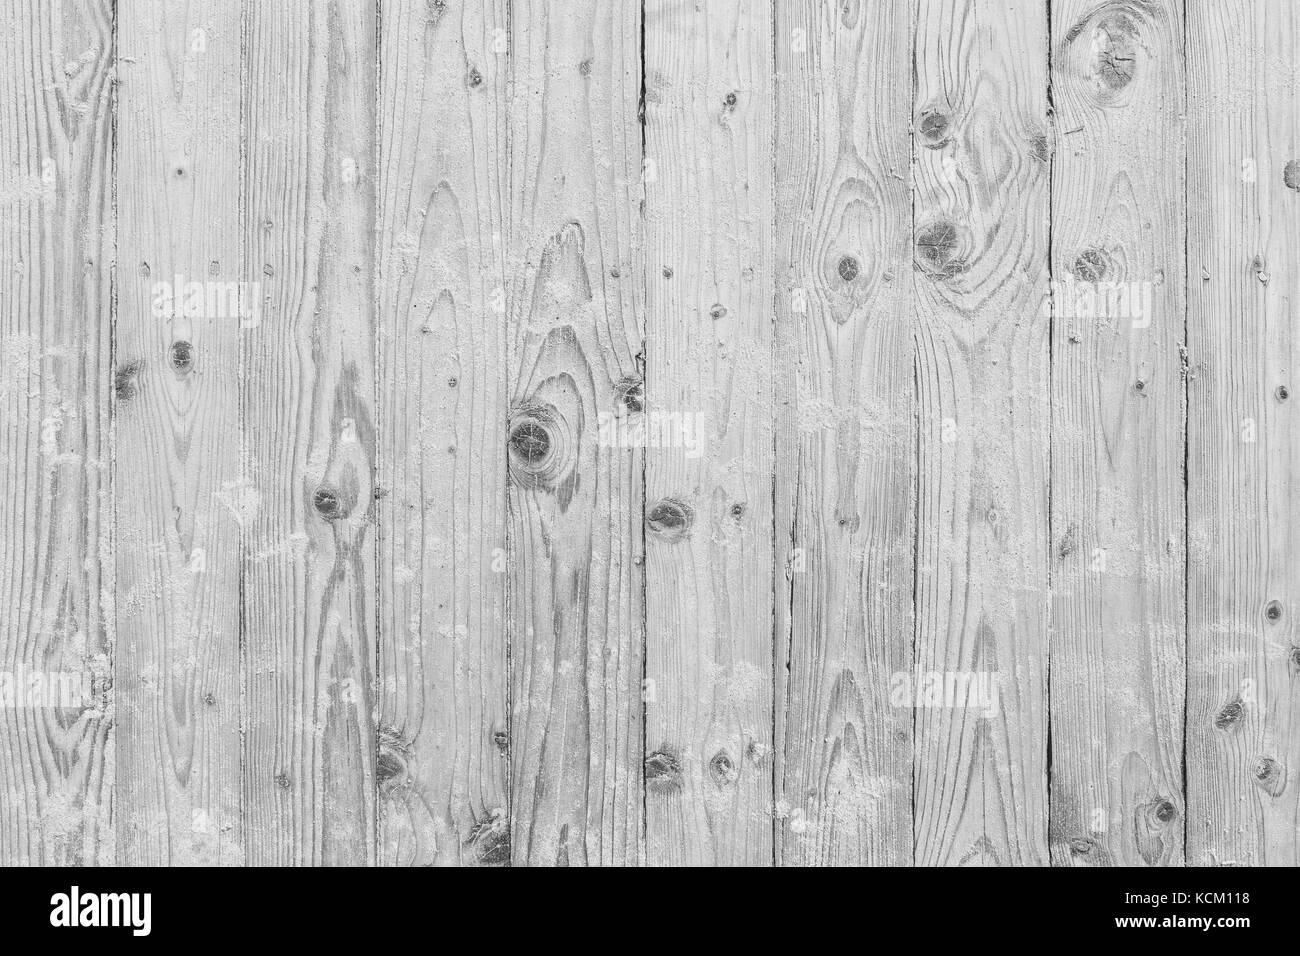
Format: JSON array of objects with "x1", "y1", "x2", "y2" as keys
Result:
[
  {"x1": 637, "y1": 0, "x2": 648, "y2": 867},
  {"x1": 1044, "y1": 0, "x2": 1055, "y2": 865},
  {"x1": 909, "y1": 0, "x2": 919, "y2": 867},
  {"x1": 372, "y1": 0, "x2": 384, "y2": 866},
  {"x1": 109, "y1": 0, "x2": 121, "y2": 868},
  {"x1": 1180, "y1": 0, "x2": 1190, "y2": 866},
  {"x1": 769, "y1": 0, "x2": 778, "y2": 869},
  {"x1": 237, "y1": 0, "x2": 249, "y2": 867}
]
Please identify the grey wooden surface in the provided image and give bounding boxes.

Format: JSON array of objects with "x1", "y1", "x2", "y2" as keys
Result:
[{"x1": 0, "y1": 0, "x2": 1297, "y2": 866}]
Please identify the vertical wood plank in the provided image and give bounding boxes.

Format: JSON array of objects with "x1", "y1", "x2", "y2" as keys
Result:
[
  {"x1": 1187, "y1": 0, "x2": 1300, "y2": 867},
  {"x1": 507, "y1": 0, "x2": 644, "y2": 866},
  {"x1": 0, "y1": 0, "x2": 115, "y2": 865},
  {"x1": 1047, "y1": 0, "x2": 1187, "y2": 867},
  {"x1": 912, "y1": 0, "x2": 1052, "y2": 866},
  {"x1": 773, "y1": 0, "x2": 916, "y2": 866},
  {"x1": 241, "y1": 0, "x2": 378, "y2": 865},
  {"x1": 642, "y1": 0, "x2": 775, "y2": 867},
  {"x1": 376, "y1": 0, "x2": 510, "y2": 866},
  {"x1": 114, "y1": 0, "x2": 244, "y2": 865}
]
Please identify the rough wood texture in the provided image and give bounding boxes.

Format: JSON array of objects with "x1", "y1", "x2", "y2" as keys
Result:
[
  {"x1": 114, "y1": 0, "x2": 244, "y2": 865},
  {"x1": 1047, "y1": 0, "x2": 1187, "y2": 868},
  {"x1": 1186, "y1": 0, "x2": 1300, "y2": 867},
  {"x1": 0, "y1": 0, "x2": 115, "y2": 865},
  {"x1": 773, "y1": 0, "x2": 915, "y2": 867},
  {"x1": 241, "y1": 0, "x2": 378, "y2": 866},
  {"x1": 912, "y1": 0, "x2": 1052, "y2": 866},
  {"x1": 3, "y1": 0, "x2": 1300, "y2": 868},
  {"x1": 643, "y1": 0, "x2": 775, "y2": 867},
  {"x1": 505, "y1": 0, "x2": 645, "y2": 866},
  {"x1": 376, "y1": 0, "x2": 510, "y2": 867}
]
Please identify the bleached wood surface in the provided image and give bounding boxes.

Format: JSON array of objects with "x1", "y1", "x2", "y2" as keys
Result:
[{"x1": 0, "y1": 0, "x2": 1296, "y2": 866}]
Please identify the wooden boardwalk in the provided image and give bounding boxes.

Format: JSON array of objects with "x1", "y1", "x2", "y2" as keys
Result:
[{"x1": 0, "y1": 0, "x2": 1297, "y2": 866}]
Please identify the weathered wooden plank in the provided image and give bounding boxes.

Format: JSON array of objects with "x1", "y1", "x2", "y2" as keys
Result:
[
  {"x1": 241, "y1": 0, "x2": 378, "y2": 865},
  {"x1": 773, "y1": 0, "x2": 915, "y2": 866},
  {"x1": 912, "y1": 0, "x2": 1052, "y2": 866},
  {"x1": 1047, "y1": 0, "x2": 1187, "y2": 867},
  {"x1": 0, "y1": 0, "x2": 115, "y2": 865},
  {"x1": 1186, "y1": 0, "x2": 1300, "y2": 867},
  {"x1": 114, "y1": 0, "x2": 243, "y2": 864},
  {"x1": 643, "y1": 0, "x2": 775, "y2": 867},
  {"x1": 506, "y1": 0, "x2": 644, "y2": 866},
  {"x1": 375, "y1": 0, "x2": 510, "y2": 867}
]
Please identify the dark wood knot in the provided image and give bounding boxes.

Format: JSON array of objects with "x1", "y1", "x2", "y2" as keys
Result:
[
  {"x1": 647, "y1": 498, "x2": 693, "y2": 541},
  {"x1": 1073, "y1": 246, "x2": 1112, "y2": 283},
  {"x1": 114, "y1": 361, "x2": 143, "y2": 401},
  {"x1": 169, "y1": 340, "x2": 194, "y2": 374},
  {"x1": 507, "y1": 403, "x2": 574, "y2": 493},
  {"x1": 1254, "y1": 756, "x2": 1286, "y2": 797},
  {"x1": 709, "y1": 750, "x2": 738, "y2": 788},
  {"x1": 615, "y1": 376, "x2": 644, "y2": 415},
  {"x1": 646, "y1": 747, "x2": 684, "y2": 794},
  {"x1": 1214, "y1": 696, "x2": 1244, "y2": 731},
  {"x1": 917, "y1": 108, "x2": 951, "y2": 148},
  {"x1": 313, "y1": 486, "x2": 346, "y2": 520},
  {"x1": 915, "y1": 220, "x2": 966, "y2": 277}
]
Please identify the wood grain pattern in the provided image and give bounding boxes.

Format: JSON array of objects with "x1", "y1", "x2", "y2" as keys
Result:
[
  {"x1": 912, "y1": 0, "x2": 1052, "y2": 866},
  {"x1": 773, "y1": 0, "x2": 915, "y2": 867},
  {"x1": 114, "y1": 0, "x2": 244, "y2": 865},
  {"x1": 505, "y1": 0, "x2": 645, "y2": 866},
  {"x1": 1186, "y1": 0, "x2": 1300, "y2": 867},
  {"x1": 3, "y1": 0, "x2": 1300, "y2": 869},
  {"x1": 0, "y1": 0, "x2": 115, "y2": 866},
  {"x1": 241, "y1": 0, "x2": 378, "y2": 866},
  {"x1": 376, "y1": 0, "x2": 510, "y2": 867},
  {"x1": 642, "y1": 0, "x2": 775, "y2": 867},
  {"x1": 1047, "y1": 0, "x2": 1187, "y2": 867}
]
